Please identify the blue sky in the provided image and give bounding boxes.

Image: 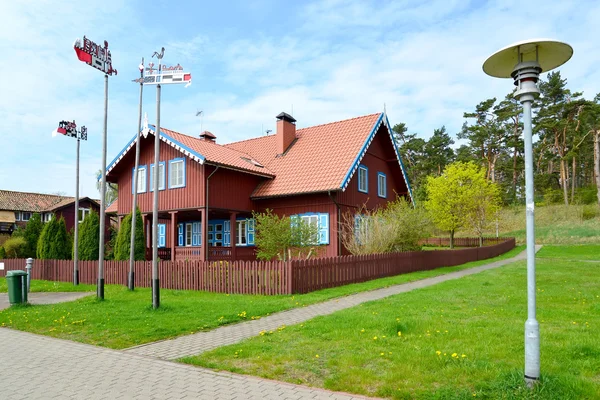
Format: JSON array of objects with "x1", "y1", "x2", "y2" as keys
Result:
[{"x1": 1, "y1": 0, "x2": 599, "y2": 198}]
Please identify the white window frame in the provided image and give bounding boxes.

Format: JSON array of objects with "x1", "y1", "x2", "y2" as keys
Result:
[
  {"x1": 14, "y1": 211, "x2": 20, "y2": 221},
  {"x1": 150, "y1": 161, "x2": 166, "y2": 191},
  {"x1": 21, "y1": 212, "x2": 32, "y2": 222},
  {"x1": 133, "y1": 165, "x2": 147, "y2": 193},
  {"x1": 44, "y1": 213, "x2": 53, "y2": 222},
  {"x1": 78, "y1": 208, "x2": 90, "y2": 223},
  {"x1": 236, "y1": 220, "x2": 247, "y2": 246},
  {"x1": 358, "y1": 165, "x2": 368, "y2": 193},
  {"x1": 377, "y1": 172, "x2": 387, "y2": 198},
  {"x1": 185, "y1": 223, "x2": 193, "y2": 246},
  {"x1": 300, "y1": 215, "x2": 319, "y2": 245},
  {"x1": 169, "y1": 158, "x2": 186, "y2": 189}
]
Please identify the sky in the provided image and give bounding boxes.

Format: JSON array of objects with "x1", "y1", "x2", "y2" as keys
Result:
[{"x1": 1, "y1": 0, "x2": 599, "y2": 198}]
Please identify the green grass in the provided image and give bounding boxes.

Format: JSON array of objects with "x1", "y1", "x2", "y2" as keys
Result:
[
  {"x1": 0, "y1": 279, "x2": 96, "y2": 293},
  {"x1": 537, "y1": 244, "x2": 600, "y2": 261},
  {"x1": 183, "y1": 247, "x2": 600, "y2": 399},
  {"x1": 0, "y1": 246, "x2": 523, "y2": 349}
]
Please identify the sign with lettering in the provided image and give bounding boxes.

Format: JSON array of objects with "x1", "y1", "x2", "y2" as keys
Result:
[
  {"x1": 141, "y1": 62, "x2": 191, "y2": 87},
  {"x1": 74, "y1": 36, "x2": 117, "y2": 76}
]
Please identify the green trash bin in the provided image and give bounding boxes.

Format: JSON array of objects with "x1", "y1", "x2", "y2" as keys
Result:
[{"x1": 6, "y1": 270, "x2": 28, "y2": 305}]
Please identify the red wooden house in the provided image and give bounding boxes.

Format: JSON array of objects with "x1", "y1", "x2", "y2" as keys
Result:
[{"x1": 105, "y1": 112, "x2": 413, "y2": 261}]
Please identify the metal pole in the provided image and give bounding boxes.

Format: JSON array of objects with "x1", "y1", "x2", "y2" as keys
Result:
[
  {"x1": 129, "y1": 58, "x2": 144, "y2": 291},
  {"x1": 73, "y1": 136, "x2": 80, "y2": 285},
  {"x1": 98, "y1": 74, "x2": 108, "y2": 300},
  {"x1": 522, "y1": 98, "x2": 540, "y2": 385},
  {"x1": 26, "y1": 258, "x2": 33, "y2": 293},
  {"x1": 152, "y1": 82, "x2": 161, "y2": 309}
]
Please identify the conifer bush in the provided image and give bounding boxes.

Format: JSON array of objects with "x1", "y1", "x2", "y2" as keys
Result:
[{"x1": 114, "y1": 208, "x2": 145, "y2": 261}]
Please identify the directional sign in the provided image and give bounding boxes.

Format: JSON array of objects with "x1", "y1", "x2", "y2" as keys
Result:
[{"x1": 142, "y1": 63, "x2": 191, "y2": 86}]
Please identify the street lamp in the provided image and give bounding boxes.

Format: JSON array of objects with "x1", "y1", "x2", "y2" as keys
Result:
[
  {"x1": 483, "y1": 39, "x2": 573, "y2": 386},
  {"x1": 52, "y1": 120, "x2": 88, "y2": 285}
]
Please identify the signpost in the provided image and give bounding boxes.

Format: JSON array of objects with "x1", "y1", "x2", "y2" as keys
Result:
[
  {"x1": 52, "y1": 120, "x2": 88, "y2": 286},
  {"x1": 147, "y1": 48, "x2": 191, "y2": 309},
  {"x1": 74, "y1": 36, "x2": 117, "y2": 300}
]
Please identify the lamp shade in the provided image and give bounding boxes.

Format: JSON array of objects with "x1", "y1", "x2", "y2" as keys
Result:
[{"x1": 483, "y1": 39, "x2": 573, "y2": 78}]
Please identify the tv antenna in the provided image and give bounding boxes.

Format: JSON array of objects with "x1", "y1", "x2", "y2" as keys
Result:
[{"x1": 196, "y1": 110, "x2": 203, "y2": 133}]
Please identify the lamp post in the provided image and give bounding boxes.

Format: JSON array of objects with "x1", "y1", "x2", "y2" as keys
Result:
[
  {"x1": 52, "y1": 121, "x2": 88, "y2": 285},
  {"x1": 128, "y1": 58, "x2": 145, "y2": 291},
  {"x1": 483, "y1": 39, "x2": 573, "y2": 386},
  {"x1": 74, "y1": 36, "x2": 117, "y2": 300}
]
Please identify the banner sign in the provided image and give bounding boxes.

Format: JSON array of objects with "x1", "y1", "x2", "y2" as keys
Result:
[
  {"x1": 52, "y1": 121, "x2": 87, "y2": 140},
  {"x1": 74, "y1": 36, "x2": 117, "y2": 76}
]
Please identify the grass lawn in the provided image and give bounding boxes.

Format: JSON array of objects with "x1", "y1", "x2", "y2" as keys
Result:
[
  {"x1": 0, "y1": 279, "x2": 96, "y2": 293},
  {"x1": 537, "y1": 244, "x2": 600, "y2": 260},
  {"x1": 183, "y1": 246, "x2": 600, "y2": 399},
  {"x1": 0, "y1": 246, "x2": 523, "y2": 349}
]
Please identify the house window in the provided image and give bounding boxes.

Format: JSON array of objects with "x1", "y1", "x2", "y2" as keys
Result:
[
  {"x1": 14, "y1": 212, "x2": 20, "y2": 221},
  {"x1": 21, "y1": 212, "x2": 32, "y2": 222},
  {"x1": 378, "y1": 172, "x2": 387, "y2": 198},
  {"x1": 150, "y1": 162, "x2": 166, "y2": 191},
  {"x1": 44, "y1": 213, "x2": 53, "y2": 222},
  {"x1": 236, "y1": 220, "x2": 247, "y2": 245},
  {"x1": 169, "y1": 158, "x2": 186, "y2": 189},
  {"x1": 358, "y1": 165, "x2": 368, "y2": 193},
  {"x1": 78, "y1": 208, "x2": 90, "y2": 223},
  {"x1": 132, "y1": 166, "x2": 147, "y2": 193},
  {"x1": 158, "y1": 224, "x2": 166, "y2": 248},
  {"x1": 185, "y1": 223, "x2": 193, "y2": 246},
  {"x1": 292, "y1": 213, "x2": 329, "y2": 245}
]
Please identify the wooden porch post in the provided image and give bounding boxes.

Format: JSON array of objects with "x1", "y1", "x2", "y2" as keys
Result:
[
  {"x1": 199, "y1": 208, "x2": 207, "y2": 262},
  {"x1": 117, "y1": 215, "x2": 123, "y2": 229},
  {"x1": 169, "y1": 211, "x2": 177, "y2": 262},
  {"x1": 229, "y1": 212, "x2": 237, "y2": 261}
]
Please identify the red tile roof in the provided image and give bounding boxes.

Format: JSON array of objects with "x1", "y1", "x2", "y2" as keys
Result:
[
  {"x1": 105, "y1": 199, "x2": 118, "y2": 214},
  {"x1": 0, "y1": 190, "x2": 71, "y2": 212},
  {"x1": 155, "y1": 126, "x2": 275, "y2": 177},
  {"x1": 226, "y1": 113, "x2": 383, "y2": 198}
]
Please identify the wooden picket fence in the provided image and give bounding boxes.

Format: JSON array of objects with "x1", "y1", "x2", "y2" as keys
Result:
[{"x1": 0, "y1": 237, "x2": 515, "y2": 295}]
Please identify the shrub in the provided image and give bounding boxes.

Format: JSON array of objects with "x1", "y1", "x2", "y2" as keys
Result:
[
  {"x1": 37, "y1": 217, "x2": 71, "y2": 260},
  {"x1": 114, "y1": 208, "x2": 145, "y2": 261},
  {"x1": 3, "y1": 237, "x2": 27, "y2": 258},
  {"x1": 22, "y1": 213, "x2": 43, "y2": 258},
  {"x1": 581, "y1": 205, "x2": 599, "y2": 221},
  {"x1": 0, "y1": 246, "x2": 6, "y2": 259},
  {"x1": 341, "y1": 197, "x2": 431, "y2": 255},
  {"x1": 76, "y1": 210, "x2": 100, "y2": 260}
]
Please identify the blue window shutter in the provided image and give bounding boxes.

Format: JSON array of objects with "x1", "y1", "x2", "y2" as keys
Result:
[
  {"x1": 247, "y1": 219, "x2": 255, "y2": 245},
  {"x1": 224, "y1": 221, "x2": 230, "y2": 246},
  {"x1": 319, "y1": 213, "x2": 329, "y2": 245},
  {"x1": 192, "y1": 222, "x2": 201, "y2": 246},
  {"x1": 158, "y1": 224, "x2": 166, "y2": 248},
  {"x1": 178, "y1": 223, "x2": 184, "y2": 246}
]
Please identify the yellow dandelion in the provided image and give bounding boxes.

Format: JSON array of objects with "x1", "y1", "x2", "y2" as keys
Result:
[
  {"x1": 436, "y1": 351, "x2": 441, "y2": 355},
  {"x1": 452, "y1": 353, "x2": 458, "y2": 358},
  {"x1": 380, "y1": 352, "x2": 384, "y2": 356},
  {"x1": 397, "y1": 331, "x2": 402, "y2": 336},
  {"x1": 361, "y1": 329, "x2": 365, "y2": 333},
  {"x1": 462, "y1": 354, "x2": 467, "y2": 358},
  {"x1": 373, "y1": 336, "x2": 378, "y2": 340},
  {"x1": 315, "y1": 354, "x2": 319, "y2": 358}
]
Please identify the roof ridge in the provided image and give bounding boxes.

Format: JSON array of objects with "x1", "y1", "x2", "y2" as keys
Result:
[
  {"x1": 0, "y1": 189, "x2": 72, "y2": 199},
  {"x1": 226, "y1": 113, "x2": 382, "y2": 145}
]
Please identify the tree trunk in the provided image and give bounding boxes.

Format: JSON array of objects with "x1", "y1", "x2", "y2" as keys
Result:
[
  {"x1": 561, "y1": 159, "x2": 569, "y2": 206},
  {"x1": 478, "y1": 233, "x2": 483, "y2": 248},
  {"x1": 449, "y1": 229, "x2": 455, "y2": 249},
  {"x1": 512, "y1": 145, "x2": 518, "y2": 195},
  {"x1": 571, "y1": 156, "x2": 576, "y2": 204},
  {"x1": 595, "y1": 130, "x2": 600, "y2": 207}
]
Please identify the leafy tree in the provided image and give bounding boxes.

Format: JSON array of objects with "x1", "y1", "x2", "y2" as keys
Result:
[
  {"x1": 464, "y1": 174, "x2": 501, "y2": 247},
  {"x1": 254, "y1": 209, "x2": 319, "y2": 261},
  {"x1": 3, "y1": 237, "x2": 27, "y2": 258},
  {"x1": 425, "y1": 162, "x2": 495, "y2": 248},
  {"x1": 37, "y1": 217, "x2": 71, "y2": 259},
  {"x1": 0, "y1": 246, "x2": 5, "y2": 258},
  {"x1": 77, "y1": 210, "x2": 100, "y2": 260},
  {"x1": 22, "y1": 212, "x2": 43, "y2": 258},
  {"x1": 114, "y1": 208, "x2": 145, "y2": 261}
]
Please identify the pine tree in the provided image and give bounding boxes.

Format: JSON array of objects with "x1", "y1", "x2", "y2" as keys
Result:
[
  {"x1": 77, "y1": 210, "x2": 100, "y2": 260},
  {"x1": 37, "y1": 217, "x2": 57, "y2": 259},
  {"x1": 51, "y1": 217, "x2": 71, "y2": 260},
  {"x1": 114, "y1": 209, "x2": 145, "y2": 261},
  {"x1": 23, "y1": 213, "x2": 43, "y2": 258}
]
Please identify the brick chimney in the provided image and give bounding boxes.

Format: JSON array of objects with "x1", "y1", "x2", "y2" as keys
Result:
[
  {"x1": 199, "y1": 131, "x2": 216, "y2": 143},
  {"x1": 276, "y1": 112, "x2": 296, "y2": 155}
]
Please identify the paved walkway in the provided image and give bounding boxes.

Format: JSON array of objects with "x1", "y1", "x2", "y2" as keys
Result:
[
  {"x1": 0, "y1": 328, "x2": 375, "y2": 400},
  {"x1": 125, "y1": 246, "x2": 539, "y2": 360},
  {"x1": 0, "y1": 291, "x2": 93, "y2": 311}
]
